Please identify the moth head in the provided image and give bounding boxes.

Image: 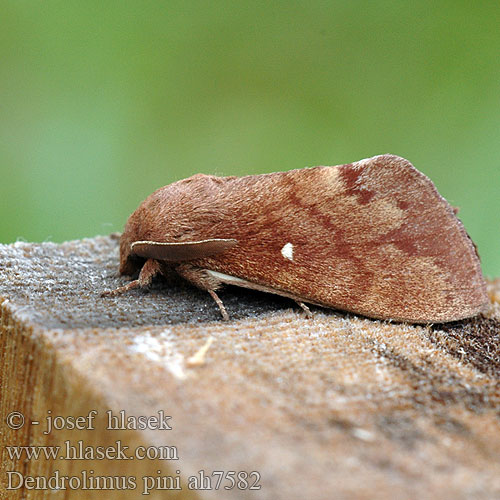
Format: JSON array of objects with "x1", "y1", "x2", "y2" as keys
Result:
[
  {"x1": 119, "y1": 235, "x2": 238, "y2": 277},
  {"x1": 119, "y1": 223, "x2": 145, "y2": 275},
  {"x1": 118, "y1": 174, "x2": 235, "y2": 275},
  {"x1": 118, "y1": 207, "x2": 237, "y2": 277}
]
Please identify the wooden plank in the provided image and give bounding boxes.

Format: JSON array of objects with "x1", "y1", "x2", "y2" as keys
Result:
[{"x1": 1, "y1": 236, "x2": 499, "y2": 499}]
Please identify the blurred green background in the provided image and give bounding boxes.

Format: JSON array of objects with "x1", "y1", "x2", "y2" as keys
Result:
[{"x1": 1, "y1": 1, "x2": 499, "y2": 276}]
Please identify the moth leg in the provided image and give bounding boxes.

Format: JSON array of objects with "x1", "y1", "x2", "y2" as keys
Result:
[
  {"x1": 102, "y1": 259, "x2": 161, "y2": 297},
  {"x1": 176, "y1": 263, "x2": 229, "y2": 320},
  {"x1": 295, "y1": 300, "x2": 313, "y2": 319},
  {"x1": 208, "y1": 289, "x2": 229, "y2": 321}
]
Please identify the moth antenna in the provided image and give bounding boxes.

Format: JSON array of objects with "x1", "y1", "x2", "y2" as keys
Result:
[
  {"x1": 296, "y1": 301, "x2": 313, "y2": 318},
  {"x1": 102, "y1": 259, "x2": 161, "y2": 297},
  {"x1": 208, "y1": 289, "x2": 229, "y2": 321}
]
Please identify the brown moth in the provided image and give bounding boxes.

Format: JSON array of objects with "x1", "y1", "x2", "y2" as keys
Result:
[{"x1": 103, "y1": 154, "x2": 487, "y2": 323}]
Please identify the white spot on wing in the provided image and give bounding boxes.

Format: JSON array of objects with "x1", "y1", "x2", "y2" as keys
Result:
[{"x1": 281, "y1": 242, "x2": 294, "y2": 261}]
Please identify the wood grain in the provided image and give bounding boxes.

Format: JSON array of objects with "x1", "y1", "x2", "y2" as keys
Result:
[{"x1": 1, "y1": 236, "x2": 499, "y2": 499}]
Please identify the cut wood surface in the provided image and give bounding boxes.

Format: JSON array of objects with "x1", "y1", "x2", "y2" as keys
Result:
[{"x1": 0, "y1": 235, "x2": 499, "y2": 499}]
